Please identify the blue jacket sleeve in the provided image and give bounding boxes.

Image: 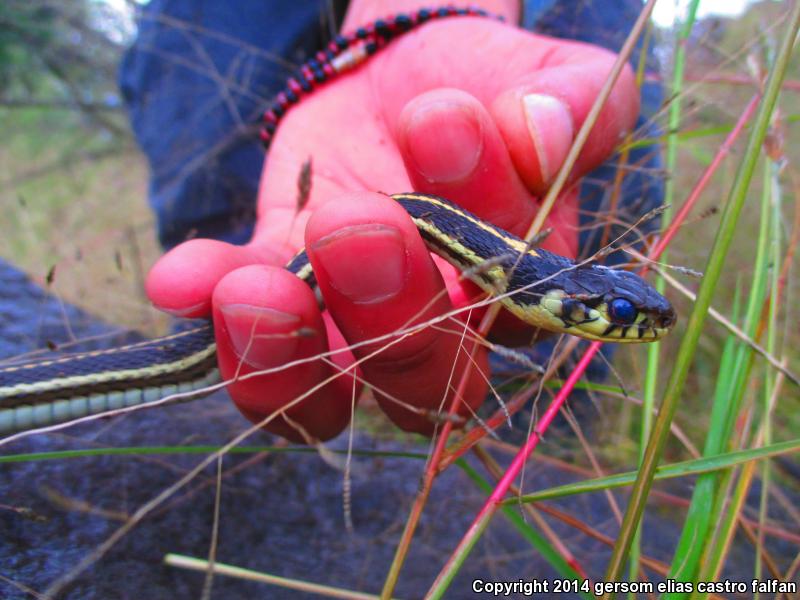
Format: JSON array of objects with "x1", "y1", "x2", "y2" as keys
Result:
[{"x1": 119, "y1": 1, "x2": 332, "y2": 249}]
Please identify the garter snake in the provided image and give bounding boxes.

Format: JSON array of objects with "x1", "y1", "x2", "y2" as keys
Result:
[{"x1": 0, "y1": 192, "x2": 675, "y2": 434}]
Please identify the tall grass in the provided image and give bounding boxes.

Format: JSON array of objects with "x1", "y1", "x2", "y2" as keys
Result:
[{"x1": 605, "y1": 1, "x2": 800, "y2": 589}]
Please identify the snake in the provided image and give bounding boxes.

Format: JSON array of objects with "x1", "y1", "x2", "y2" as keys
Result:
[{"x1": 0, "y1": 192, "x2": 676, "y2": 434}]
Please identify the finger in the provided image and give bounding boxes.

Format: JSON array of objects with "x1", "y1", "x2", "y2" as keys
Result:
[
  {"x1": 490, "y1": 44, "x2": 639, "y2": 193},
  {"x1": 396, "y1": 88, "x2": 530, "y2": 326},
  {"x1": 212, "y1": 264, "x2": 356, "y2": 442},
  {"x1": 305, "y1": 191, "x2": 489, "y2": 435},
  {"x1": 145, "y1": 238, "x2": 282, "y2": 318},
  {"x1": 395, "y1": 84, "x2": 578, "y2": 254},
  {"x1": 396, "y1": 88, "x2": 535, "y2": 237},
  {"x1": 395, "y1": 87, "x2": 578, "y2": 338},
  {"x1": 373, "y1": 21, "x2": 638, "y2": 194}
]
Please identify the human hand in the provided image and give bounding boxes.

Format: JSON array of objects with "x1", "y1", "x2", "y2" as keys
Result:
[{"x1": 146, "y1": 2, "x2": 639, "y2": 442}]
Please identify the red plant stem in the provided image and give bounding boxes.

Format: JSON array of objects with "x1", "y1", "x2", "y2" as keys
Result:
[
  {"x1": 438, "y1": 337, "x2": 582, "y2": 472},
  {"x1": 426, "y1": 86, "x2": 763, "y2": 597},
  {"x1": 425, "y1": 344, "x2": 601, "y2": 596},
  {"x1": 379, "y1": 331, "x2": 481, "y2": 599},
  {"x1": 486, "y1": 342, "x2": 601, "y2": 504},
  {"x1": 473, "y1": 445, "x2": 588, "y2": 579},
  {"x1": 647, "y1": 95, "x2": 760, "y2": 262}
]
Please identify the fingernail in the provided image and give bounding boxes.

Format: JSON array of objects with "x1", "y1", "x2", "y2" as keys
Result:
[
  {"x1": 405, "y1": 101, "x2": 482, "y2": 183},
  {"x1": 160, "y1": 301, "x2": 208, "y2": 318},
  {"x1": 219, "y1": 303, "x2": 303, "y2": 369},
  {"x1": 522, "y1": 93, "x2": 574, "y2": 184},
  {"x1": 312, "y1": 224, "x2": 407, "y2": 304}
]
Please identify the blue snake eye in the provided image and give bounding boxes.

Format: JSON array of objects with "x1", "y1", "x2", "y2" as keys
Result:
[{"x1": 609, "y1": 298, "x2": 637, "y2": 324}]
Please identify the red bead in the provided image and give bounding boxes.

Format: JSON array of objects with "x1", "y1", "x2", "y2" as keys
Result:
[
  {"x1": 276, "y1": 92, "x2": 289, "y2": 108},
  {"x1": 316, "y1": 51, "x2": 327, "y2": 63},
  {"x1": 322, "y1": 63, "x2": 335, "y2": 77},
  {"x1": 263, "y1": 110, "x2": 277, "y2": 123},
  {"x1": 287, "y1": 78, "x2": 302, "y2": 95},
  {"x1": 259, "y1": 129, "x2": 271, "y2": 143}
]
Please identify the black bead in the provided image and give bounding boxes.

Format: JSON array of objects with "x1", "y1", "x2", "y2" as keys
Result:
[
  {"x1": 365, "y1": 41, "x2": 377, "y2": 55},
  {"x1": 335, "y1": 34, "x2": 348, "y2": 50},
  {"x1": 356, "y1": 27, "x2": 368, "y2": 39},
  {"x1": 272, "y1": 104, "x2": 285, "y2": 117},
  {"x1": 285, "y1": 89, "x2": 298, "y2": 103},
  {"x1": 395, "y1": 14, "x2": 412, "y2": 30},
  {"x1": 308, "y1": 58, "x2": 320, "y2": 70},
  {"x1": 299, "y1": 78, "x2": 312, "y2": 92},
  {"x1": 437, "y1": 7, "x2": 450, "y2": 17},
  {"x1": 375, "y1": 19, "x2": 390, "y2": 37},
  {"x1": 417, "y1": 8, "x2": 431, "y2": 22},
  {"x1": 457, "y1": 8, "x2": 468, "y2": 16},
  {"x1": 312, "y1": 67, "x2": 325, "y2": 81},
  {"x1": 325, "y1": 48, "x2": 336, "y2": 61},
  {"x1": 264, "y1": 121, "x2": 276, "y2": 133}
]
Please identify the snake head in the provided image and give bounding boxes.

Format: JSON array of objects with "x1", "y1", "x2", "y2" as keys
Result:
[{"x1": 539, "y1": 266, "x2": 676, "y2": 342}]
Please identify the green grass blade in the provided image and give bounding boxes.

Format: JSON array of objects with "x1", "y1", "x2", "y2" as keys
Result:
[
  {"x1": 0, "y1": 445, "x2": 430, "y2": 464},
  {"x1": 639, "y1": 1, "x2": 700, "y2": 584},
  {"x1": 755, "y1": 151, "x2": 783, "y2": 594},
  {"x1": 505, "y1": 439, "x2": 799, "y2": 504},
  {"x1": 666, "y1": 156, "x2": 773, "y2": 594},
  {"x1": 693, "y1": 89, "x2": 788, "y2": 598}
]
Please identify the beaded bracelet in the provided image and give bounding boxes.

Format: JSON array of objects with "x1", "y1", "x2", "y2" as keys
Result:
[{"x1": 259, "y1": 5, "x2": 504, "y2": 148}]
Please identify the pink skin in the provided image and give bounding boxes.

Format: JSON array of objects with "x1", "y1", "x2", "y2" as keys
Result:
[{"x1": 145, "y1": 12, "x2": 639, "y2": 440}]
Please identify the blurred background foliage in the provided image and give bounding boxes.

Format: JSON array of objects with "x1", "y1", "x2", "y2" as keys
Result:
[
  {"x1": 0, "y1": 0, "x2": 160, "y2": 333},
  {"x1": 0, "y1": 0, "x2": 130, "y2": 137}
]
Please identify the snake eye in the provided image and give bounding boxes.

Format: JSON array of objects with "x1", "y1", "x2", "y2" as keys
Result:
[{"x1": 609, "y1": 298, "x2": 637, "y2": 325}]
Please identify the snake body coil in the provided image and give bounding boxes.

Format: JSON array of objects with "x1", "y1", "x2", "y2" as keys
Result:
[{"x1": 0, "y1": 193, "x2": 675, "y2": 434}]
